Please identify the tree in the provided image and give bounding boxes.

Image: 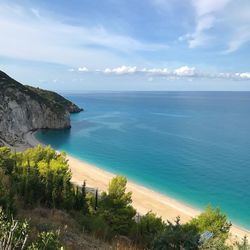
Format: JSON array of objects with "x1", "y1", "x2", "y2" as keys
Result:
[
  {"x1": 99, "y1": 176, "x2": 136, "y2": 236},
  {"x1": 0, "y1": 147, "x2": 15, "y2": 175},
  {"x1": 0, "y1": 168, "x2": 15, "y2": 213},
  {"x1": 189, "y1": 205, "x2": 231, "y2": 241},
  {"x1": 153, "y1": 217, "x2": 199, "y2": 250},
  {"x1": 80, "y1": 181, "x2": 88, "y2": 213},
  {"x1": 131, "y1": 211, "x2": 165, "y2": 248},
  {"x1": 12, "y1": 145, "x2": 75, "y2": 210}
]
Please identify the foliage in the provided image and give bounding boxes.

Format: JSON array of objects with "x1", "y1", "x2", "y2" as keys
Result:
[
  {"x1": 0, "y1": 147, "x2": 15, "y2": 175},
  {"x1": 153, "y1": 217, "x2": 199, "y2": 250},
  {"x1": 28, "y1": 230, "x2": 64, "y2": 250},
  {"x1": 27, "y1": 85, "x2": 82, "y2": 113},
  {"x1": 199, "y1": 237, "x2": 231, "y2": 250},
  {"x1": 0, "y1": 209, "x2": 29, "y2": 250},
  {"x1": 78, "y1": 213, "x2": 112, "y2": 240},
  {"x1": 0, "y1": 145, "x2": 245, "y2": 249},
  {"x1": 0, "y1": 168, "x2": 15, "y2": 213},
  {"x1": 0, "y1": 70, "x2": 81, "y2": 114},
  {"x1": 189, "y1": 205, "x2": 231, "y2": 241},
  {"x1": 0, "y1": 209, "x2": 65, "y2": 250},
  {"x1": 131, "y1": 211, "x2": 165, "y2": 248},
  {"x1": 99, "y1": 176, "x2": 136, "y2": 236},
  {"x1": 0, "y1": 145, "x2": 88, "y2": 211}
]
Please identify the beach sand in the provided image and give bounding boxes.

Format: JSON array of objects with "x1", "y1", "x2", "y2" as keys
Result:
[{"x1": 25, "y1": 131, "x2": 250, "y2": 241}]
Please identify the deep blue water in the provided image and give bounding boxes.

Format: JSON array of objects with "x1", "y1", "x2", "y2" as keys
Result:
[{"x1": 36, "y1": 92, "x2": 250, "y2": 229}]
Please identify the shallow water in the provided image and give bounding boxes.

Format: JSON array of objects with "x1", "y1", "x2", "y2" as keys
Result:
[{"x1": 36, "y1": 91, "x2": 250, "y2": 229}]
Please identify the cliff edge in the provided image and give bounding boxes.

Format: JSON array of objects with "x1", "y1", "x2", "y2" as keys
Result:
[{"x1": 0, "y1": 70, "x2": 82, "y2": 147}]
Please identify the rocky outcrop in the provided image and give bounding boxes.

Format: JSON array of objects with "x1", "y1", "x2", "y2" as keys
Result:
[{"x1": 0, "y1": 70, "x2": 82, "y2": 146}]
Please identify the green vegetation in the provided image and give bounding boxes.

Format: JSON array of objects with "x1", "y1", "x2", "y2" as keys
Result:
[
  {"x1": 98, "y1": 176, "x2": 136, "y2": 236},
  {"x1": 131, "y1": 211, "x2": 165, "y2": 248},
  {"x1": 189, "y1": 205, "x2": 231, "y2": 241},
  {"x1": 0, "y1": 70, "x2": 82, "y2": 114},
  {"x1": 0, "y1": 145, "x2": 249, "y2": 249},
  {"x1": 152, "y1": 217, "x2": 199, "y2": 249},
  {"x1": 0, "y1": 209, "x2": 63, "y2": 250},
  {"x1": 26, "y1": 85, "x2": 83, "y2": 113}
]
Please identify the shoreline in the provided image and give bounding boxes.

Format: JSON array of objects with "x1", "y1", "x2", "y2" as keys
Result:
[{"x1": 25, "y1": 130, "x2": 250, "y2": 241}]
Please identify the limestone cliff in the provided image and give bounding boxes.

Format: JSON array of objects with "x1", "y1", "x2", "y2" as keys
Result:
[{"x1": 0, "y1": 70, "x2": 82, "y2": 146}]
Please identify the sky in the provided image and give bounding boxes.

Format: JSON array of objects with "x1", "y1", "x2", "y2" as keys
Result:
[{"x1": 0, "y1": 0, "x2": 250, "y2": 91}]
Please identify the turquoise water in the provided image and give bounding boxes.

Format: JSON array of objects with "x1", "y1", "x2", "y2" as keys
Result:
[{"x1": 36, "y1": 92, "x2": 250, "y2": 229}]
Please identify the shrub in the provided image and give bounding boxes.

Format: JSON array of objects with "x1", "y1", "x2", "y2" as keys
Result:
[
  {"x1": 28, "y1": 230, "x2": 64, "y2": 250},
  {"x1": 0, "y1": 209, "x2": 29, "y2": 250}
]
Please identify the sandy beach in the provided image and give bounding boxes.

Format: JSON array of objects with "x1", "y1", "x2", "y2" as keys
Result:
[{"x1": 25, "y1": 131, "x2": 250, "y2": 241}]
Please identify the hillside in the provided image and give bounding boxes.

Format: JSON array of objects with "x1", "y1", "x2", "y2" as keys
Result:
[
  {"x1": 0, "y1": 70, "x2": 82, "y2": 147},
  {"x1": 26, "y1": 85, "x2": 83, "y2": 113},
  {"x1": 0, "y1": 145, "x2": 247, "y2": 249}
]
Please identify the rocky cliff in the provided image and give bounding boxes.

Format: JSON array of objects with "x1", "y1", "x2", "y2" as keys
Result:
[{"x1": 0, "y1": 70, "x2": 82, "y2": 146}]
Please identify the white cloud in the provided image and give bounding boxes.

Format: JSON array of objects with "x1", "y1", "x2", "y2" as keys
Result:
[
  {"x1": 224, "y1": 32, "x2": 250, "y2": 54},
  {"x1": 183, "y1": 0, "x2": 230, "y2": 48},
  {"x1": 100, "y1": 65, "x2": 250, "y2": 81},
  {"x1": 142, "y1": 68, "x2": 169, "y2": 75},
  {"x1": 0, "y1": 3, "x2": 167, "y2": 68},
  {"x1": 104, "y1": 66, "x2": 137, "y2": 75},
  {"x1": 222, "y1": 3, "x2": 250, "y2": 54},
  {"x1": 193, "y1": 0, "x2": 230, "y2": 17},
  {"x1": 175, "y1": 66, "x2": 196, "y2": 76},
  {"x1": 78, "y1": 67, "x2": 89, "y2": 72},
  {"x1": 236, "y1": 72, "x2": 250, "y2": 79},
  {"x1": 181, "y1": 0, "x2": 250, "y2": 53}
]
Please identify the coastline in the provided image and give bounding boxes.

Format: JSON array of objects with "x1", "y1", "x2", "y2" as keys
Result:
[{"x1": 25, "y1": 130, "x2": 250, "y2": 241}]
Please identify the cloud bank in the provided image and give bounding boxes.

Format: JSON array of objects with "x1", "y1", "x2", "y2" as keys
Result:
[{"x1": 70, "y1": 65, "x2": 250, "y2": 80}]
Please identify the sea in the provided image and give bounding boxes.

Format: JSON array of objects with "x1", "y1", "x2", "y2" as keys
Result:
[{"x1": 36, "y1": 91, "x2": 250, "y2": 229}]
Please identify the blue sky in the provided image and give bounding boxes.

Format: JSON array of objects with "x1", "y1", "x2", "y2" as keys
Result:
[{"x1": 0, "y1": 0, "x2": 250, "y2": 91}]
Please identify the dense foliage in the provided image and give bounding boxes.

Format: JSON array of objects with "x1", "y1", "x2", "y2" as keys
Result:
[
  {"x1": 0, "y1": 145, "x2": 87, "y2": 212},
  {"x1": 0, "y1": 145, "x2": 249, "y2": 249},
  {"x1": 189, "y1": 205, "x2": 231, "y2": 241},
  {"x1": 131, "y1": 211, "x2": 165, "y2": 248}
]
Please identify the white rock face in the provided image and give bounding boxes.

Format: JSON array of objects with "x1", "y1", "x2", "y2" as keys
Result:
[{"x1": 0, "y1": 86, "x2": 70, "y2": 146}]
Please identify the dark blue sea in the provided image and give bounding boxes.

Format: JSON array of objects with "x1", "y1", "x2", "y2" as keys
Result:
[{"x1": 36, "y1": 92, "x2": 250, "y2": 229}]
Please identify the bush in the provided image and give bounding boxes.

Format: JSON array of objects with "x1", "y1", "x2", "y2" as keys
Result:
[
  {"x1": 0, "y1": 209, "x2": 65, "y2": 250},
  {"x1": 28, "y1": 230, "x2": 64, "y2": 250},
  {"x1": 0, "y1": 209, "x2": 29, "y2": 250},
  {"x1": 199, "y1": 237, "x2": 231, "y2": 250}
]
